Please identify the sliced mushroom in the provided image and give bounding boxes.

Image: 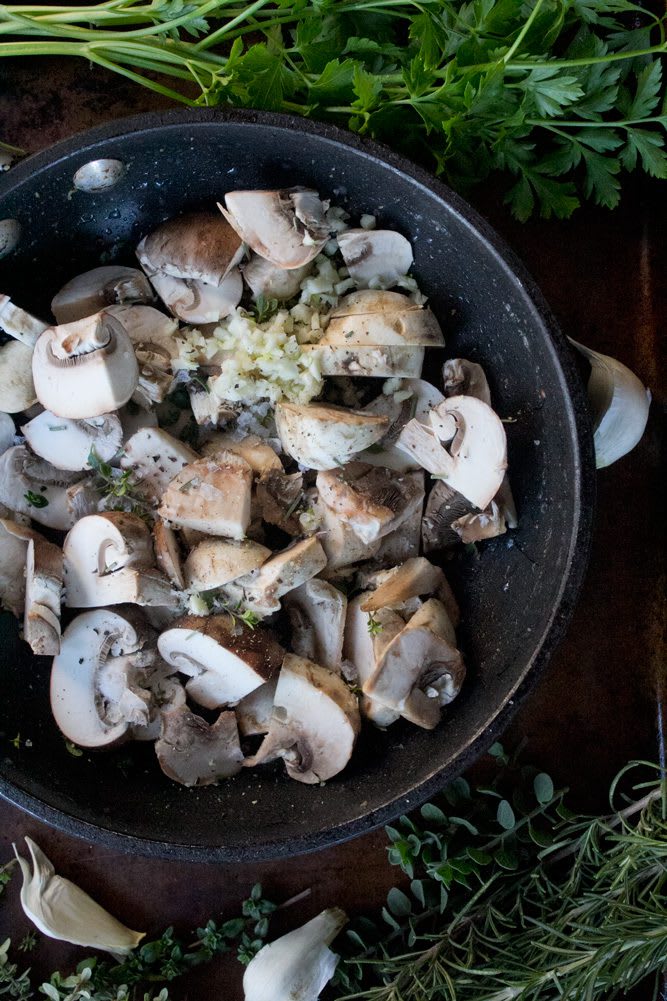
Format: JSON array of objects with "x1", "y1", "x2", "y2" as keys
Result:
[
  {"x1": 342, "y1": 596, "x2": 403, "y2": 727},
  {"x1": 276, "y1": 402, "x2": 388, "y2": 470},
  {"x1": 0, "y1": 340, "x2": 37, "y2": 413},
  {"x1": 184, "y1": 537, "x2": 271, "y2": 592},
  {"x1": 372, "y1": 475, "x2": 424, "y2": 566},
  {"x1": 155, "y1": 706, "x2": 243, "y2": 786},
  {"x1": 0, "y1": 294, "x2": 48, "y2": 347},
  {"x1": 323, "y1": 290, "x2": 443, "y2": 347},
  {"x1": 360, "y1": 378, "x2": 445, "y2": 470},
  {"x1": 242, "y1": 255, "x2": 312, "y2": 301},
  {"x1": 51, "y1": 266, "x2": 154, "y2": 325},
  {"x1": 303, "y1": 343, "x2": 425, "y2": 379},
  {"x1": 283, "y1": 579, "x2": 347, "y2": 673},
  {"x1": 153, "y1": 519, "x2": 186, "y2": 589},
  {"x1": 63, "y1": 512, "x2": 178, "y2": 608},
  {"x1": 108, "y1": 304, "x2": 179, "y2": 407},
  {"x1": 158, "y1": 451, "x2": 253, "y2": 538},
  {"x1": 21, "y1": 411, "x2": 122, "y2": 472},
  {"x1": 337, "y1": 230, "x2": 413, "y2": 289},
  {"x1": 50, "y1": 607, "x2": 157, "y2": 748},
  {"x1": 0, "y1": 412, "x2": 15, "y2": 455},
  {"x1": 24, "y1": 536, "x2": 63, "y2": 655},
  {"x1": 200, "y1": 433, "x2": 282, "y2": 474},
  {"x1": 255, "y1": 469, "x2": 303, "y2": 535},
  {"x1": 451, "y1": 500, "x2": 507, "y2": 543},
  {"x1": 359, "y1": 557, "x2": 459, "y2": 627},
  {"x1": 363, "y1": 599, "x2": 465, "y2": 730},
  {"x1": 422, "y1": 479, "x2": 475, "y2": 552},
  {"x1": 130, "y1": 671, "x2": 187, "y2": 742},
  {"x1": 229, "y1": 536, "x2": 327, "y2": 617},
  {"x1": 137, "y1": 212, "x2": 243, "y2": 286},
  {"x1": 0, "y1": 518, "x2": 39, "y2": 615},
  {"x1": 396, "y1": 395, "x2": 507, "y2": 510},
  {"x1": 0, "y1": 446, "x2": 90, "y2": 530},
  {"x1": 244, "y1": 654, "x2": 360, "y2": 784},
  {"x1": 235, "y1": 678, "x2": 278, "y2": 736},
  {"x1": 121, "y1": 427, "x2": 198, "y2": 504},
  {"x1": 146, "y1": 268, "x2": 243, "y2": 325},
  {"x1": 316, "y1": 463, "x2": 424, "y2": 545},
  {"x1": 221, "y1": 189, "x2": 329, "y2": 269},
  {"x1": 188, "y1": 384, "x2": 236, "y2": 426},
  {"x1": 443, "y1": 358, "x2": 492, "y2": 405},
  {"x1": 157, "y1": 614, "x2": 283, "y2": 709},
  {"x1": 317, "y1": 498, "x2": 381, "y2": 573},
  {"x1": 32, "y1": 311, "x2": 139, "y2": 419}
]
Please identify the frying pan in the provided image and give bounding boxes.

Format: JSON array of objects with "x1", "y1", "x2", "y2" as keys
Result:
[{"x1": 0, "y1": 109, "x2": 594, "y2": 861}]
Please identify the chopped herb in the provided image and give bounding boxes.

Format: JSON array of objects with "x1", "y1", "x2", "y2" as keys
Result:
[
  {"x1": 367, "y1": 612, "x2": 384, "y2": 636},
  {"x1": 178, "y1": 477, "x2": 198, "y2": 493},
  {"x1": 47, "y1": 424, "x2": 67, "y2": 431},
  {"x1": 17, "y1": 932, "x2": 37, "y2": 954},
  {"x1": 252, "y1": 294, "x2": 280, "y2": 324},
  {"x1": 64, "y1": 740, "x2": 83, "y2": 757},
  {"x1": 10, "y1": 733, "x2": 21, "y2": 749},
  {"x1": 284, "y1": 491, "x2": 304, "y2": 520},
  {"x1": 24, "y1": 490, "x2": 48, "y2": 509}
]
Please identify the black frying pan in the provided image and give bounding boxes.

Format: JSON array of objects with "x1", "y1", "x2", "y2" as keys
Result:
[{"x1": 0, "y1": 109, "x2": 594, "y2": 861}]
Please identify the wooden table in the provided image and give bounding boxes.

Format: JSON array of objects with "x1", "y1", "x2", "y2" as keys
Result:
[{"x1": 1, "y1": 58, "x2": 665, "y2": 999}]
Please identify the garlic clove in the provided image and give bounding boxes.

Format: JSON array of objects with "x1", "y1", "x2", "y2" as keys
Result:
[
  {"x1": 243, "y1": 907, "x2": 348, "y2": 1001},
  {"x1": 13, "y1": 837, "x2": 144, "y2": 956},
  {"x1": 569, "y1": 339, "x2": 651, "y2": 469}
]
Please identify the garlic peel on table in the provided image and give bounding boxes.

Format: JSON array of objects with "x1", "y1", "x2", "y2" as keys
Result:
[
  {"x1": 13, "y1": 836, "x2": 144, "y2": 956},
  {"x1": 569, "y1": 338, "x2": 651, "y2": 469},
  {"x1": 243, "y1": 907, "x2": 348, "y2": 1001}
]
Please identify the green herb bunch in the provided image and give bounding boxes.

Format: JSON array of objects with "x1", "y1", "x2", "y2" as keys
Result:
[{"x1": 1, "y1": 0, "x2": 666, "y2": 218}]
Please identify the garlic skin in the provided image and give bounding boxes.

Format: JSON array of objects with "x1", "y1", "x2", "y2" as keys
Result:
[
  {"x1": 570, "y1": 339, "x2": 651, "y2": 469},
  {"x1": 243, "y1": 907, "x2": 348, "y2": 1001},
  {"x1": 13, "y1": 837, "x2": 144, "y2": 956}
]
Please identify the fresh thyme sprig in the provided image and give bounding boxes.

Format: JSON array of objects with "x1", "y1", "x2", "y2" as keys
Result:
[
  {"x1": 87, "y1": 447, "x2": 151, "y2": 520},
  {"x1": 0, "y1": 1, "x2": 665, "y2": 218}
]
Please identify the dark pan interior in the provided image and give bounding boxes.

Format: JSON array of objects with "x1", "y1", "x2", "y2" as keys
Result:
[{"x1": 0, "y1": 110, "x2": 594, "y2": 861}]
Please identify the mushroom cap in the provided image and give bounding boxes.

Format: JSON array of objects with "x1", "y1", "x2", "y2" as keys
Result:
[
  {"x1": 443, "y1": 357, "x2": 492, "y2": 405},
  {"x1": 372, "y1": 474, "x2": 424, "y2": 566},
  {"x1": 275, "y1": 401, "x2": 388, "y2": 470},
  {"x1": 0, "y1": 340, "x2": 37, "y2": 413},
  {"x1": 316, "y1": 463, "x2": 425, "y2": 545},
  {"x1": 360, "y1": 556, "x2": 460, "y2": 627},
  {"x1": 245, "y1": 653, "x2": 361, "y2": 784},
  {"x1": 152, "y1": 519, "x2": 186, "y2": 589},
  {"x1": 0, "y1": 517, "x2": 37, "y2": 616},
  {"x1": 24, "y1": 536, "x2": 63, "y2": 656},
  {"x1": 324, "y1": 291, "x2": 443, "y2": 347},
  {"x1": 233, "y1": 536, "x2": 328, "y2": 613},
  {"x1": 421, "y1": 478, "x2": 474, "y2": 553},
  {"x1": 0, "y1": 446, "x2": 86, "y2": 530},
  {"x1": 342, "y1": 595, "x2": 403, "y2": 727},
  {"x1": 32, "y1": 311, "x2": 139, "y2": 419},
  {"x1": 242, "y1": 255, "x2": 312, "y2": 301},
  {"x1": 235, "y1": 677, "x2": 278, "y2": 737},
  {"x1": 255, "y1": 469, "x2": 303, "y2": 536},
  {"x1": 184, "y1": 538, "x2": 271, "y2": 591},
  {"x1": 21, "y1": 411, "x2": 122, "y2": 472},
  {"x1": 137, "y1": 212, "x2": 243, "y2": 286},
  {"x1": 316, "y1": 496, "x2": 381, "y2": 573},
  {"x1": 50, "y1": 607, "x2": 153, "y2": 748},
  {"x1": 157, "y1": 614, "x2": 283, "y2": 709},
  {"x1": 452, "y1": 499, "x2": 507, "y2": 543},
  {"x1": 51, "y1": 266, "x2": 155, "y2": 325},
  {"x1": 303, "y1": 343, "x2": 425, "y2": 379},
  {"x1": 0, "y1": 294, "x2": 48, "y2": 347},
  {"x1": 284, "y1": 579, "x2": 347, "y2": 673},
  {"x1": 200, "y1": 433, "x2": 282, "y2": 474},
  {"x1": 221, "y1": 189, "x2": 329, "y2": 270},
  {"x1": 360, "y1": 378, "x2": 445, "y2": 471},
  {"x1": 146, "y1": 268, "x2": 243, "y2": 324},
  {"x1": 337, "y1": 229, "x2": 414, "y2": 288},
  {"x1": 121, "y1": 427, "x2": 199, "y2": 503},
  {"x1": 155, "y1": 706, "x2": 243, "y2": 786},
  {"x1": 158, "y1": 450, "x2": 253, "y2": 538}
]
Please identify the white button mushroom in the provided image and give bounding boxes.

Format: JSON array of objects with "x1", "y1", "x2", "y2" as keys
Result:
[
  {"x1": 51, "y1": 266, "x2": 155, "y2": 325},
  {"x1": 121, "y1": 427, "x2": 199, "y2": 503},
  {"x1": 0, "y1": 293, "x2": 48, "y2": 347},
  {"x1": 316, "y1": 463, "x2": 425, "y2": 545},
  {"x1": 21, "y1": 411, "x2": 122, "y2": 472},
  {"x1": 0, "y1": 517, "x2": 39, "y2": 616},
  {"x1": 107, "y1": 304, "x2": 179, "y2": 406},
  {"x1": 275, "y1": 402, "x2": 388, "y2": 471},
  {"x1": 228, "y1": 536, "x2": 328, "y2": 618},
  {"x1": 359, "y1": 378, "x2": 445, "y2": 471},
  {"x1": 137, "y1": 212, "x2": 243, "y2": 286},
  {"x1": 284, "y1": 579, "x2": 347, "y2": 674},
  {"x1": 146, "y1": 268, "x2": 243, "y2": 324},
  {"x1": 0, "y1": 340, "x2": 37, "y2": 413},
  {"x1": 221, "y1": 189, "x2": 330, "y2": 269},
  {"x1": 323, "y1": 290, "x2": 444, "y2": 347},
  {"x1": 342, "y1": 596, "x2": 403, "y2": 727},
  {"x1": 0, "y1": 446, "x2": 95, "y2": 530},
  {"x1": 337, "y1": 229, "x2": 414, "y2": 289},
  {"x1": 359, "y1": 557, "x2": 460, "y2": 627},
  {"x1": 155, "y1": 706, "x2": 244, "y2": 786},
  {"x1": 24, "y1": 535, "x2": 64, "y2": 655},
  {"x1": 242, "y1": 255, "x2": 313, "y2": 301},
  {"x1": 184, "y1": 538, "x2": 271, "y2": 592},
  {"x1": 158, "y1": 450, "x2": 253, "y2": 538}
]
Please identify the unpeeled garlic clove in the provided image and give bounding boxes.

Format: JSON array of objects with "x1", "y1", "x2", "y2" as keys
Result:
[
  {"x1": 13, "y1": 836, "x2": 144, "y2": 956},
  {"x1": 569, "y1": 339, "x2": 651, "y2": 469},
  {"x1": 243, "y1": 907, "x2": 348, "y2": 1001}
]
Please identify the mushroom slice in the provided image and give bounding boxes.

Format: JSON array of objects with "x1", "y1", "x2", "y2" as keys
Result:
[
  {"x1": 242, "y1": 255, "x2": 312, "y2": 301},
  {"x1": 185, "y1": 537, "x2": 270, "y2": 591},
  {"x1": 244, "y1": 654, "x2": 360, "y2": 784},
  {"x1": 32, "y1": 311, "x2": 139, "y2": 419},
  {"x1": 130, "y1": 673, "x2": 187, "y2": 742},
  {"x1": 221, "y1": 189, "x2": 329, "y2": 269},
  {"x1": 200, "y1": 433, "x2": 282, "y2": 474},
  {"x1": 372, "y1": 475, "x2": 424, "y2": 566},
  {"x1": 0, "y1": 340, "x2": 37, "y2": 413},
  {"x1": 137, "y1": 213, "x2": 243, "y2": 287},
  {"x1": 0, "y1": 518, "x2": 40, "y2": 616},
  {"x1": 155, "y1": 706, "x2": 243, "y2": 786},
  {"x1": 50, "y1": 607, "x2": 156, "y2": 748},
  {"x1": 443, "y1": 358, "x2": 492, "y2": 405},
  {"x1": 421, "y1": 479, "x2": 473, "y2": 552},
  {"x1": 107, "y1": 304, "x2": 179, "y2": 406},
  {"x1": 63, "y1": 512, "x2": 179, "y2": 609},
  {"x1": 316, "y1": 463, "x2": 424, "y2": 545},
  {"x1": 0, "y1": 446, "x2": 87, "y2": 530},
  {"x1": 188, "y1": 384, "x2": 236, "y2": 427},
  {"x1": 324, "y1": 291, "x2": 442, "y2": 347},
  {"x1": 230, "y1": 537, "x2": 327, "y2": 616},
  {"x1": 121, "y1": 427, "x2": 198, "y2": 503},
  {"x1": 235, "y1": 678, "x2": 278, "y2": 737},
  {"x1": 275, "y1": 402, "x2": 388, "y2": 470},
  {"x1": 337, "y1": 230, "x2": 413, "y2": 289},
  {"x1": 153, "y1": 519, "x2": 186, "y2": 589},
  {"x1": 343, "y1": 596, "x2": 403, "y2": 727},
  {"x1": 359, "y1": 379, "x2": 445, "y2": 470},
  {"x1": 21, "y1": 411, "x2": 122, "y2": 472},
  {"x1": 363, "y1": 599, "x2": 465, "y2": 730},
  {"x1": 0, "y1": 413, "x2": 15, "y2": 455},
  {"x1": 157, "y1": 614, "x2": 283, "y2": 709},
  {"x1": 255, "y1": 469, "x2": 303, "y2": 535},
  {"x1": 317, "y1": 498, "x2": 381, "y2": 573},
  {"x1": 24, "y1": 536, "x2": 63, "y2": 655},
  {"x1": 51, "y1": 266, "x2": 155, "y2": 325},
  {"x1": 303, "y1": 343, "x2": 425, "y2": 380},
  {"x1": 451, "y1": 500, "x2": 507, "y2": 543},
  {"x1": 0, "y1": 294, "x2": 48, "y2": 347},
  {"x1": 158, "y1": 451, "x2": 253, "y2": 538},
  {"x1": 146, "y1": 268, "x2": 243, "y2": 325},
  {"x1": 284, "y1": 580, "x2": 347, "y2": 673},
  {"x1": 396, "y1": 395, "x2": 507, "y2": 510},
  {"x1": 359, "y1": 557, "x2": 459, "y2": 627}
]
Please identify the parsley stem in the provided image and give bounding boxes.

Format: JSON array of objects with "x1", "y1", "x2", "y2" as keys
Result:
[
  {"x1": 502, "y1": 0, "x2": 546, "y2": 65},
  {"x1": 193, "y1": 0, "x2": 271, "y2": 49},
  {"x1": 528, "y1": 115, "x2": 667, "y2": 129}
]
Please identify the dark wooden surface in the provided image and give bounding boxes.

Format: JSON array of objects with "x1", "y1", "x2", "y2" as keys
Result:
[{"x1": 1, "y1": 58, "x2": 665, "y2": 999}]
